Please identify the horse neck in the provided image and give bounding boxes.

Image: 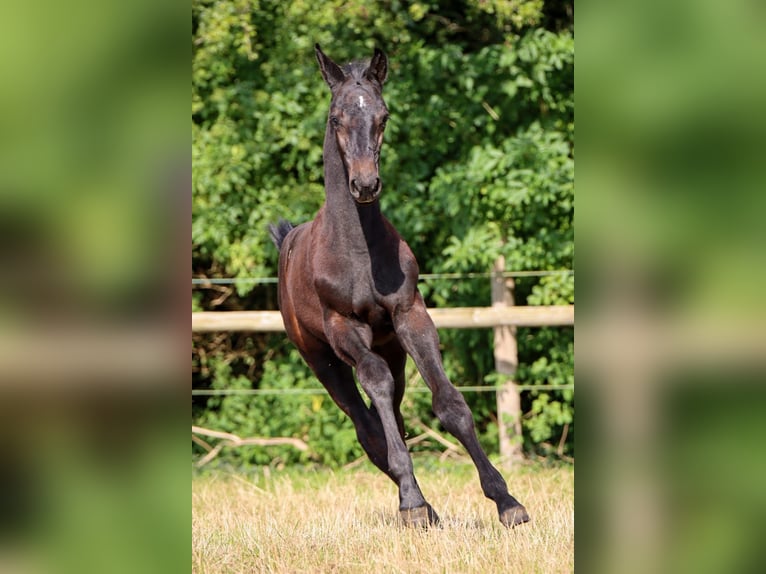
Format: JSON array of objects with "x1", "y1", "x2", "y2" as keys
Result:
[{"x1": 321, "y1": 124, "x2": 386, "y2": 243}]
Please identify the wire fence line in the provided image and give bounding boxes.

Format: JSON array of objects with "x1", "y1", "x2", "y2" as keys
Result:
[
  {"x1": 191, "y1": 269, "x2": 574, "y2": 286},
  {"x1": 192, "y1": 384, "x2": 573, "y2": 397}
]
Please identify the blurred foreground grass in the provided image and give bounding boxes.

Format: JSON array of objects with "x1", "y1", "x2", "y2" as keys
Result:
[
  {"x1": 577, "y1": 0, "x2": 766, "y2": 572},
  {"x1": 0, "y1": 1, "x2": 188, "y2": 573}
]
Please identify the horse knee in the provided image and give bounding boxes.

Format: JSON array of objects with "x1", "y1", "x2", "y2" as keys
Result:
[
  {"x1": 356, "y1": 354, "x2": 394, "y2": 399},
  {"x1": 433, "y1": 388, "x2": 475, "y2": 436}
]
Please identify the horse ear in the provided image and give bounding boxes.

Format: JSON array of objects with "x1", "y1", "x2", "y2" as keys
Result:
[
  {"x1": 365, "y1": 47, "x2": 388, "y2": 87},
  {"x1": 315, "y1": 44, "x2": 346, "y2": 90}
]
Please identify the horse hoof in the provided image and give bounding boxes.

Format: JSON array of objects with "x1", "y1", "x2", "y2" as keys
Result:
[
  {"x1": 500, "y1": 504, "x2": 530, "y2": 528},
  {"x1": 400, "y1": 503, "x2": 440, "y2": 528}
]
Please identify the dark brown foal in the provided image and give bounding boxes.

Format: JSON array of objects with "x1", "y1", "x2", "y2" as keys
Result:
[{"x1": 270, "y1": 45, "x2": 529, "y2": 528}]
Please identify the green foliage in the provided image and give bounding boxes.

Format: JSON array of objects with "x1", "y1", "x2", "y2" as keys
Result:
[
  {"x1": 196, "y1": 347, "x2": 363, "y2": 467},
  {"x1": 193, "y1": 0, "x2": 574, "y2": 466},
  {"x1": 517, "y1": 330, "x2": 574, "y2": 454}
]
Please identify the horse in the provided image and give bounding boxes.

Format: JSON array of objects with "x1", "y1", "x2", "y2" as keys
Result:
[{"x1": 269, "y1": 44, "x2": 529, "y2": 528}]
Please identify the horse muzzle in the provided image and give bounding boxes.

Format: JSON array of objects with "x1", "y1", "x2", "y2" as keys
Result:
[{"x1": 350, "y1": 176, "x2": 381, "y2": 204}]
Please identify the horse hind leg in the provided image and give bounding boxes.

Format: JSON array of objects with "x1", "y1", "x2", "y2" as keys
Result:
[
  {"x1": 307, "y1": 354, "x2": 391, "y2": 477},
  {"x1": 375, "y1": 338, "x2": 409, "y2": 440}
]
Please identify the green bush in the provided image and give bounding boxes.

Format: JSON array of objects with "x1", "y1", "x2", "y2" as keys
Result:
[{"x1": 195, "y1": 347, "x2": 364, "y2": 467}]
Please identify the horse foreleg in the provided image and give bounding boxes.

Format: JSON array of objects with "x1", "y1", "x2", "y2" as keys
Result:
[
  {"x1": 324, "y1": 312, "x2": 438, "y2": 527},
  {"x1": 393, "y1": 296, "x2": 530, "y2": 527}
]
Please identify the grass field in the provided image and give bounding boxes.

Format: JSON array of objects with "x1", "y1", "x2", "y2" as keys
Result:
[{"x1": 192, "y1": 458, "x2": 574, "y2": 573}]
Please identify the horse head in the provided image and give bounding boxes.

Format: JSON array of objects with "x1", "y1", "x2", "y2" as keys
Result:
[{"x1": 315, "y1": 44, "x2": 389, "y2": 204}]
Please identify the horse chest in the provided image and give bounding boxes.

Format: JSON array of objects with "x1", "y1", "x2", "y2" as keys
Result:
[
  {"x1": 318, "y1": 264, "x2": 393, "y2": 327},
  {"x1": 311, "y1": 224, "x2": 415, "y2": 335},
  {"x1": 345, "y1": 267, "x2": 387, "y2": 316}
]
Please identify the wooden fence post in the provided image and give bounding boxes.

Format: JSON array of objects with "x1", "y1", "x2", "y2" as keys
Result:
[{"x1": 492, "y1": 256, "x2": 524, "y2": 464}]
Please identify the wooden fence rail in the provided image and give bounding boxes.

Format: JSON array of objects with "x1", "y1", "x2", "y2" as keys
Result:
[{"x1": 192, "y1": 305, "x2": 574, "y2": 332}]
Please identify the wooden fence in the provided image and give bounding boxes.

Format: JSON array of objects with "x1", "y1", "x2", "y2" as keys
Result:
[{"x1": 191, "y1": 305, "x2": 573, "y2": 332}]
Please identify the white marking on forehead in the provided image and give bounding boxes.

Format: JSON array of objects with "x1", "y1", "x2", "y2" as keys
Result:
[{"x1": 358, "y1": 95, "x2": 366, "y2": 109}]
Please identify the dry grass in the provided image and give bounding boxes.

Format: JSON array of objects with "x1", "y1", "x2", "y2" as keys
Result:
[{"x1": 192, "y1": 459, "x2": 573, "y2": 573}]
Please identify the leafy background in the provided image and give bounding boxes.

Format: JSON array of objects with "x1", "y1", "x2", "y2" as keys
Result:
[{"x1": 192, "y1": 0, "x2": 574, "y2": 467}]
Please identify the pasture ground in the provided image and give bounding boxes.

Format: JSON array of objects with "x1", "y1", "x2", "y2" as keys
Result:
[{"x1": 192, "y1": 458, "x2": 574, "y2": 573}]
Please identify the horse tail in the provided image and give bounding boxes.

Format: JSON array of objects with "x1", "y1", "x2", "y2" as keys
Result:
[{"x1": 268, "y1": 219, "x2": 295, "y2": 250}]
